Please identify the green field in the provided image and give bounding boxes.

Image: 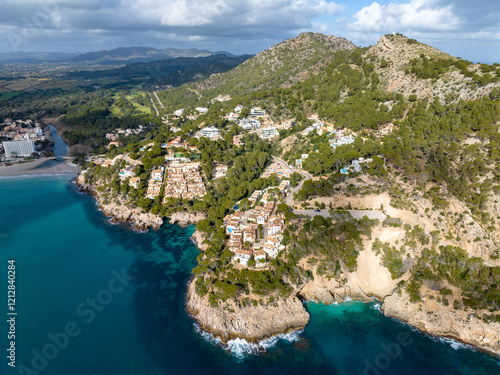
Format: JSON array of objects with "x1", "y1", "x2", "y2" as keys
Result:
[
  {"x1": 5, "y1": 79, "x2": 41, "y2": 91},
  {"x1": 110, "y1": 92, "x2": 150, "y2": 117},
  {"x1": 0, "y1": 91, "x2": 22, "y2": 101}
]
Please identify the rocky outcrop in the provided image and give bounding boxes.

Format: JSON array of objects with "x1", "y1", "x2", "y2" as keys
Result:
[
  {"x1": 299, "y1": 237, "x2": 407, "y2": 304},
  {"x1": 382, "y1": 290, "x2": 500, "y2": 356},
  {"x1": 299, "y1": 267, "x2": 372, "y2": 304},
  {"x1": 368, "y1": 35, "x2": 500, "y2": 103},
  {"x1": 186, "y1": 278, "x2": 309, "y2": 344},
  {"x1": 169, "y1": 211, "x2": 207, "y2": 226},
  {"x1": 75, "y1": 171, "x2": 163, "y2": 231},
  {"x1": 99, "y1": 201, "x2": 163, "y2": 231},
  {"x1": 346, "y1": 244, "x2": 409, "y2": 300},
  {"x1": 190, "y1": 230, "x2": 209, "y2": 251}
]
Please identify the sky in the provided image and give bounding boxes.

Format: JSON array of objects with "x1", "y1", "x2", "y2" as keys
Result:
[{"x1": 0, "y1": 0, "x2": 499, "y2": 63}]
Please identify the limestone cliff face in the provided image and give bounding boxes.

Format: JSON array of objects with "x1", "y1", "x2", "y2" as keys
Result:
[
  {"x1": 383, "y1": 290, "x2": 500, "y2": 356},
  {"x1": 75, "y1": 171, "x2": 163, "y2": 231},
  {"x1": 186, "y1": 279, "x2": 309, "y2": 344},
  {"x1": 368, "y1": 35, "x2": 500, "y2": 103},
  {"x1": 190, "y1": 230, "x2": 209, "y2": 251},
  {"x1": 299, "y1": 235, "x2": 407, "y2": 304},
  {"x1": 98, "y1": 200, "x2": 163, "y2": 231},
  {"x1": 169, "y1": 211, "x2": 207, "y2": 226}
]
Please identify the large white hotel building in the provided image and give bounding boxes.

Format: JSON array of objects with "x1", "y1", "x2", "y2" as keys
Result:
[{"x1": 2, "y1": 140, "x2": 36, "y2": 158}]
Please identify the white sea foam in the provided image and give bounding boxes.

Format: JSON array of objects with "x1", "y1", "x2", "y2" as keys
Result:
[
  {"x1": 193, "y1": 324, "x2": 222, "y2": 346},
  {"x1": 344, "y1": 296, "x2": 352, "y2": 302},
  {"x1": 227, "y1": 330, "x2": 303, "y2": 360},
  {"x1": 194, "y1": 323, "x2": 303, "y2": 360},
  {"x1": 433, "y1": 336, "x2": 473, "y2": 351},
  {"x1": 371, "y1": 302, "x2": 382, "y2": 310},
  {"x1": 226, "y1": 338, "x2": 261, "y2": 360}
]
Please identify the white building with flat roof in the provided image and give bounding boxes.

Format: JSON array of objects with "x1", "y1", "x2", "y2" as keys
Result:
[
  {"x1": 200, "y1": 126, "x2": 220, "y2": 139},
  {"x1": 259, "y1": 126, "x2": 278, "y2": 140},
  {"x1": 2, "y1": 140, "x2": 35, "y2": 157},
  {"x1": 250, "y1": 108, "x2": 265, "y2": 117}
]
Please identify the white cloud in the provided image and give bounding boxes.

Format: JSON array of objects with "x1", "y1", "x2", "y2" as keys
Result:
[
  {"x1": 350, "y1": 0, "x2": 462, "y2": 32},
  {"x1": 0, "y1": 0, "x2": 498, "y2": 63},
  {"x1": 0, "y1": 0, "x2": 345, "y2": 38},
  {"x1": 123, "y1": 0, "x2": 344, "y2": 29}
]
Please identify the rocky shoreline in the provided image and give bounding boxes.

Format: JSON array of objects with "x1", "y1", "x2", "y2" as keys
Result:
[
  {"x1": 187, "y1": 262, "x2": 500, "y2": 356},
  {"x1": 382, "y1": 289, "x2": 500, "y2": 357},
  {"x1": 75, "y1": 170, "x2": 500, "y2": 357},
  {"x1": 75, "y1": 171, "x2": 210, "y2": 232},
  {"x1": 186, "y1": 279, "x2": 309, "y2": 345},
  {"x1": 169, "y1": 211, "x2": 207, "y2": 227},
  {"x1": 190, "y1": 230, "x2": 209, "y2": 251},
  {"x1": 75, "y1": 172, "x2": 163, "y2": 231}
]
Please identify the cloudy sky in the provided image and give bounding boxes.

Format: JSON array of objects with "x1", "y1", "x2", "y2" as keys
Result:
[{"x1": 1, "y1": 0, "x2": 499, "y2": 63}]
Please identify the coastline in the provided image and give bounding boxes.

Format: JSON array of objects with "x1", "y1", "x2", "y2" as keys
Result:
[
  {"x1": 382, "y1": 310, "x2": 500, "y2": 358},
  {"x1": 72, "y1": 172, "x2": 500, "y2": 359},
  {"x1": 185, "y1": 277, "x2": 310, "y2": 345},
  {"x1": 75, "y1": 173, "x2": 163, "y2": 231},
  {"x1": 0, "y1": 157, "x2": 81, "y2": 178},
  {"x1": 186, "y1": 267, "x2": 500, "y2": 357}
]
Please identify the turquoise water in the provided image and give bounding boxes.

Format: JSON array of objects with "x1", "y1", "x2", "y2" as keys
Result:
[{"x1": 1, "y1": 176, "x2": 499, "y2": 375}]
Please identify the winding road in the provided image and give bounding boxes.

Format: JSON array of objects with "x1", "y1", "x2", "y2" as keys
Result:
[
  {"x1": 271, "y1": 156, "x2": 311, "y2": 206},
  {"x1": 272, "y1": 156, "x2": 386, "y2": 221}
]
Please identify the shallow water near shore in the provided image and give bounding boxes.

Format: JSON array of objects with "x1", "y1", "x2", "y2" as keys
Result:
[{"x1": 0, "y1": 176, "x2": 498, "y2": 375}]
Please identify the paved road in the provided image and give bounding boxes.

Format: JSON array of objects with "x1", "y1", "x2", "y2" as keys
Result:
[
  {"x1": 294, "y1": 209, "x2": 387, "y2": 221},
  {"x1": 188, "y1": 88, "x2": 202, "y2": 101},
  {"x1": 271, "y1": 156, "x2": 312, "y2": 206},
  {"x1": 272, "y1": 156, "x2": 312, "y2": 179},
  {"x1": 286, "y1": 178, "x2": 305, "y2": 206},
  {"x1": 271, "y1": 157, "x2": 386, "y2": 223}
]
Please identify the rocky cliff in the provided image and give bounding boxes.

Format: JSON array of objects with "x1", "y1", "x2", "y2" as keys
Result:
[
  {"x1": 75, "y1": 171, "x2": 163, "y2": 231},
  {"x1": 190, "y1": 230, "x2": 209, "y2": 251},
  {"x1": 187, "y1": 269, "x2": 500, "y2": 356},
  {"x1": 186, "y1": 279, "x2": 309, "y2": 344},
  {"x1": 383, "y1": 289, "x2": 500, "y2": 355},
  {"x1": 169, "y1": 211, "x2": 207, "y2": 226},
  {"x1": 98, "y1": 200, "x2": 163, "y2": 231},
  {"x1": 187, "y1": 174, "x2": 500, "y2": 355}
]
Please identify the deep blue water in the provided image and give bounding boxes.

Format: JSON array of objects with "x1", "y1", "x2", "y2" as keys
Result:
[{"x1": 0, "y1": 176, "x2": 499, "y2": 375}]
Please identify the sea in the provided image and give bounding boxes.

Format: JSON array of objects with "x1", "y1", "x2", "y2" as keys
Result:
[{"x1": 0, "y1": 131, "x2": 499, "y2": 374}]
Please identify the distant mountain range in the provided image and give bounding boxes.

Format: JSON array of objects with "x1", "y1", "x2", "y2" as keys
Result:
[
  {"x1": 66, "y1": 53, "x2": 252, "y2": 86},
  {"x1": 0, "y1": 52, "x2": 78, "y2": 63},
  {"x1": 0, "y1": 47, "x2": 235, "y2": 65},
  {"x1": 68, "y1": 47, "x2": 235, "y2": 65}
]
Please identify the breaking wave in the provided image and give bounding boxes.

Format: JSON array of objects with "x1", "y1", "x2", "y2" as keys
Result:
[
  {"x1": 194, "y1": 323, "x2": 303, "y2": 360},
  {"x1": 433, "y1": 336, "x2": 474, "y2": 351}
]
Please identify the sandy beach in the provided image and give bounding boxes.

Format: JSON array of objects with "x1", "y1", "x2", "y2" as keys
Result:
[{"x1": 0, "y1": 157, "x2": 81, "y2": 177}]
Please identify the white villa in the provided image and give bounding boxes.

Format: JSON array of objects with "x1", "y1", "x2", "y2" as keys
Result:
[
  {"x1": 250, "y1": 108, "x2": 266, "y2": 117},
  {"x1": 259, "y1": 126, "x2": 279, "y2": 140},
  {"x1": 234, "y1": 249, "x2": 252, "y2": 265},
  {"x1": 200, "y1": 126, "x2": 220, "y2": 139}
]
